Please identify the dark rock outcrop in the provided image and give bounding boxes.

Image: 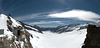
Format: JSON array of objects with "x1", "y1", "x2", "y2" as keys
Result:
[
  {"x1": 5, "y1": 15, "x2": 33, "y2": 48},
  {"x1": 82, "y1": 24, "x2": 100, "y2": 48}
]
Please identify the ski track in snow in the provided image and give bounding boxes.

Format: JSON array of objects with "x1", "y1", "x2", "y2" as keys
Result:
[{"x1": 28, "y1": 29, "x2": 87, "y2": 48}]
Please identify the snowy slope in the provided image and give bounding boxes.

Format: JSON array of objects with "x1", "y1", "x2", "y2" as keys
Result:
[
  {"x1": 0, "y1": 14, "x2": 13, "y2": 38},
  {"x1": 0, "y1": 14, "x2": 25, "y2": 47},
  {"x1": 0, "y1": 14, "x2": 40, "y2": 48},
  {"x1": 28, "y1": 27, "x2": 87, "y2": 48}
]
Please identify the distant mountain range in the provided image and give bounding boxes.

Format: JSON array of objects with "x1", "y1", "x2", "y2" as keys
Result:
[{"x1": 21, "y1": 23, "x2": 87, "y2": 33}]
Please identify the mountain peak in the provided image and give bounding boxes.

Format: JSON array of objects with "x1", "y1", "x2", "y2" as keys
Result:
[
  {"x1": 9, "y1": 13, "x2": 11, "y2": 16},
  {"x1": 0, "y1": 14, "x2": 42, "y2": 48}
]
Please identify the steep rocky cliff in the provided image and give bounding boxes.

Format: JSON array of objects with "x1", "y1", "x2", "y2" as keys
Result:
[{"x1": 82, "y1": 24, "x2": 100, "y2": 48}]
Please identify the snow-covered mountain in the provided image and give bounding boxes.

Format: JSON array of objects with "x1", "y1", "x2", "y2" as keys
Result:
[
  {"x1": 19, "y1": 21, "x2": 43, "y2": 34},
  {"x1": 0, "y1": 14, "x2": 42, "y2": 48},
  {"x1": 53, "y1": 24, "x2": 87, "y2": 33}
]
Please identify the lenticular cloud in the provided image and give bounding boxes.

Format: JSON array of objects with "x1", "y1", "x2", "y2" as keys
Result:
[{"x1": 48, "y1": 10, "x2": 100, "y2": 22}]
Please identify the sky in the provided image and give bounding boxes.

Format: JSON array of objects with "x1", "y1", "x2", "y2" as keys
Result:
[{"x1": 0, "y1": 0, "x2": 100, "y2": 27}]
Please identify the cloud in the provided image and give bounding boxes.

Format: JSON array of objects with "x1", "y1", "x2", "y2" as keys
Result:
[
  {"x1": 29, "y1": 21, "x2": 64, "y2": 25},
  {"x1": 48, "y1": 10, "x2": 100, "y2": 22},
  {"x1": 14, "y1": 10, "x2": 61, "y2": 21},
  {"x1": 15, "y1": 13, "x2": 40, "y2": 21},
  {"x1": 15, "y1": 13, "x2": 48, "y2": 21},
  {"x1": 15, "y1": 9, "x2": 100, "y2": 22}
]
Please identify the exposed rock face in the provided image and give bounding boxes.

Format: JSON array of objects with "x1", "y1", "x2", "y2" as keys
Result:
[{"x1": 82, "y1": 24, "x2": 100, "y2": 48}]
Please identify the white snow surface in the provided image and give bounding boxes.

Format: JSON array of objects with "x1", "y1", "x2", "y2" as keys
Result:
[
  {"x1": 0, "y1": 14, "x2": 21, "y2": 39},
  {"x1": 10, "y1": 16, "x2": 22, "y2": 27},
  {"x1": 0, "y1": 14, "x2": 13, "y2": 38},
  {"x1": 28, "y1": 29, "x2": 87, "y2": 48},
  {"x1": 0, "y1": 14, "x2": 22, "y2": 39},
  {"x1": 0, "y1": 14, "x2": 8, "y2": 32}
]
